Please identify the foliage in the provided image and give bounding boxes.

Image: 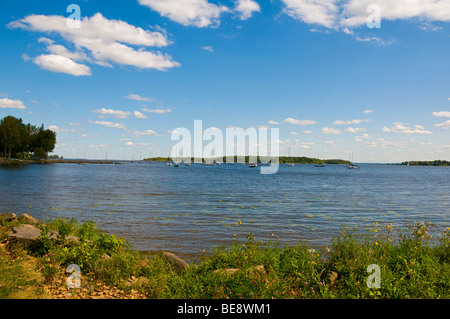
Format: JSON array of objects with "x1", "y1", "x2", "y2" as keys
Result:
[
  {"x1": 0, "y1": 115, "x2": 56, "y2": 160},
  {"x1": 1, "y1": 216, "x2": 450, "y2": 299}
]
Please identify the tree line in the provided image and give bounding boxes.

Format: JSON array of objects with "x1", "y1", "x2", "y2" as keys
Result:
[
  {"x1": 0, "y1": 115, "x2": 56, "y2": 160},
  {"x1": 402, "y1": 160, "x2": 449, "y2": 166},
  {"x1": 144, "y1": 156, "x2": 351, "y2": 164}
]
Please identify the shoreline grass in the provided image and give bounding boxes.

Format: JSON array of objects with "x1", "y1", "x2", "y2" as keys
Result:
[{"x1": 1, "y1": 215, "x2": 449, "y2": 299}]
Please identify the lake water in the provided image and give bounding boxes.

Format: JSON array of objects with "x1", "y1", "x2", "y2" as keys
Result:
[{"x1": 1, "y1": 162, "x2": 449, "y2": 260}]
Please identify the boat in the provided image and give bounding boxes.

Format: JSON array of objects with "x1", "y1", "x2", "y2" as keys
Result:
[
  {"x1": 167, "y1": 162, "x2": 172, "y2": 166},
  {"x1": 347, "y1": 152, "x2": 360, "y2": 169},
  {"x1": 184, "y1": 162, "x2": 191, "y2": 166},
  {"x1": 249, "y1": 163, "x2": 258, "y2": 168},
  {"x1": 315, "y1": 163, "x2": 325, "y2": 167}
]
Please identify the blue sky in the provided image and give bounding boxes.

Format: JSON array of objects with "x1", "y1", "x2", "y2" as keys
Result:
[{"x1": 1, "y1": 0, "x2": 450, "y2": 162}]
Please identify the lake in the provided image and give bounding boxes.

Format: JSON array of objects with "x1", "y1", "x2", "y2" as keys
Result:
[{"x1": 1, "y1": 162, "x2": 449, "y2": 260}]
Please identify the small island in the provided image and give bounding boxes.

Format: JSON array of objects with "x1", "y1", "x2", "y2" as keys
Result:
[
  {"x1": 402, "y1": 160, "x2": 450, "y2": 166},
  {"x1": 144, "y1": 156, "x2": 351, "y2": 165}
]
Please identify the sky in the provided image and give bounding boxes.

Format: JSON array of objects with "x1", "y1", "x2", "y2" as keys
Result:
[{"x1": 1, "y1": 0, "x2": 450, "y2": 163}]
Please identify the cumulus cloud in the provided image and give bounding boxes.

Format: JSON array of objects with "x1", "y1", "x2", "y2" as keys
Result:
[
  {"x1": 132, "y1": 129, "x2": 162, "y2": 136},
  {"x1": 93, "y1": 108, "x2": 131, "y2": 119},
  {"x1": 283, "y1": 117, "x2": 316, "y2": 125},
  {"x1": 93, "y1": 121, "x2": 127, "y2": 130},
  {"x1": 0, "y1": 98, "x2": 27, "y2": 109},
  {"x1": 432, "y1": 111, "x2": 450, "y2": 118},
  {"x1": 281, "y1": 0, "x2": 450, "y2": 30},
  {"x1": 33, "y1": 54, "x2": 91, "y2": 76},
  {"x1": 322, "y1": 127, "x2": 342, "y2": 134},
  {"x1": 142, "y1": 107, "x2": 173, "y2": 114},
  {"x1": 48, "y1": 125, "x2": 69, "y2": 133},
  {"x1": 126, "y1": 94, "x2": 154, "y2": 102},
  {"x1": 138, "y1": 0, "x2": 229, "y2": 27},
  {"x1": 234, "y1": 0, "x2": 261, "y2": 20},
  {"x1": 435, "y1": 120, "x2": 450, "y2": 129},
  {"x1": 9, "y1": 13, "x2": 180, "y2": 75},
  {"x1": 382, "y1": 122, "x2": 433, "y2": 134},
  {"x1": 333, "y1": 119, "x2": 367, "y2": 125}
]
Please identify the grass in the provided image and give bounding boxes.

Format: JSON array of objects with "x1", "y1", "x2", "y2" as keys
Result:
[{"x1": 1, "y1": 216, "x2": 449, "y2": 299}]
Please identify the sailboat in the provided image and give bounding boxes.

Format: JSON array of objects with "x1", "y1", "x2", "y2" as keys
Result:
[
  {"x1": 286, "y1": 147, "x2": 294, "y2": 166},
  {"x1": 347, "y1": 152, "x2": 360, "y2": 169}
]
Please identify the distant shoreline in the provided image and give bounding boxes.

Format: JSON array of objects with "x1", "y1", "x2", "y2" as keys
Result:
[{"x1": 0, "y1": 158, "x2": 113, "y2": 165}]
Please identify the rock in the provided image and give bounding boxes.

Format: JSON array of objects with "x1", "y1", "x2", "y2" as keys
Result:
[
  {"x1": 18, "y1": 214, "x2": 38, "y2": 225},
  {"x1": 329, "y1": 271, "x2": 339, "y2": 284},
  {"x1": 8, "y1": 224, "x2": 41, "y2": 246},
  {"x1": 162, "y1": 252, "x2": 189, "y2": 271},
  {"x1": 213, "y1": 268, "x2": 239, "y2": 275},
  {"x1": 0, "y1": 213, "x2": 17, "y2": 222}
]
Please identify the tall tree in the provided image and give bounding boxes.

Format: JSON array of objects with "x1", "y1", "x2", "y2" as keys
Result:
[{"x1": 0, "y1": 116, "x2": 23, "y2": 160}]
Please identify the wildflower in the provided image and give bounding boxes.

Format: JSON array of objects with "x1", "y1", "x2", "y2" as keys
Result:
[{"x1": 238, "y1": 220, "x2": 242, "y2": 224}]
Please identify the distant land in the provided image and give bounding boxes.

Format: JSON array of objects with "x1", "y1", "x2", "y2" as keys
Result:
[
  {"x1": 401, "y1": 160, "x2": 450, "y2": 166},
  {"x1": 143, "y1": 156, "x2": 352, "y2": 165}
]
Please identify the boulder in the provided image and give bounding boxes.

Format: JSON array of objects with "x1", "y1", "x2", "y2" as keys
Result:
[
  {"x1": 162, "y1": 252, "x2": 189, "y2": 271},
  {"x1": 8, "y1": 224, "x2": 41, "y2": 246},
  {"x1": 18, "y1": 214, "x2": 38, "y2": 225},
  {"x1": 0, "y1": 213, "x2": 17, "y2": 222}
]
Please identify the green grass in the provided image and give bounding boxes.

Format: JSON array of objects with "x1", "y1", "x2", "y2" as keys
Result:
[{"x1": 1, "y1": 216, "x2": 449, "y2": 299}]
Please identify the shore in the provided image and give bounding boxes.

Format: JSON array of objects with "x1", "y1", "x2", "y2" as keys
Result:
[
  {"x1": 1, "y1": 213, "x2": 449, "y2": 299},
  {"x1": 0, "y1": 159, "x2": 113, "y2": 165}
]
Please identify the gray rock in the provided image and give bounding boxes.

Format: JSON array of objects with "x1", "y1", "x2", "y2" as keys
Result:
[
  {"x1": 8, "y1": 224, "x2": 41, "y2": 246},
  {"x1": 162, "y1": 252, "x2": 189, "y2": 271},
  {"x1": 18, "y1": 213, "x2": 38, "y2": 225}
]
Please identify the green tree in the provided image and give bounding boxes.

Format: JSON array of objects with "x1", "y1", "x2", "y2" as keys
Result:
[{"x1": 0, "y1": 116, "x2": 23, "y2": 160}]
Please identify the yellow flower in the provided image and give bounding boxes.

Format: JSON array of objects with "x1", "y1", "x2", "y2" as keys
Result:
[
  {"x1": 238, "y1": 220, "x2": 242, "y2": 225},
  {"x1": 375, "y1": 242, "x2": 379, "y2": 246}
]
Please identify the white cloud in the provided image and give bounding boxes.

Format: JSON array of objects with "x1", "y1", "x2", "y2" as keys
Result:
[
  {"x1": 281, "y1": 0, "x2": 450, "y2": 30},
  {"x1": 202, "y1": 46, "x2": 214, "y2": 52},
  {"x1": 354, "y1": 133, "x2": 371, "y2": 141},
  {"x1": 281, "y1": 0, "x2": 340, "y2": 29},
  {"x1": 290, "y1": 131, "x2": 299, "y2": 135},
  {"x1": 268, "y1": 120, "x2": 279, "y2": 125},
  {"x1": 48, "y1": 125, "x2": 69, "y2": 133},
  {"x1": 9, "y1": 13, "x2": 180, "y2": 74},
  {"x1": 432, "y1": 111, "x2": 450, "y2": 118},
  {"x1": 283, "y1": 117, "x2": 316, "y2": 125},
  {"x1": 93, "y1": 121, "x2": 127, "y2": 130},
  {"x1": 93, "y1": 108, "x2": 131, "y2": 119},
  {"x1": 345, "y1": 127, "x2": 366, "y2": 133},
  {"x1": 435, "y1": 120, "x2": 450, "y2": 129},
  {"x1": 126, "y1": 94, "x2": 154, "y2": 102},
  {"x1": 322, "y1": 127, "x2": 342, "y2": 134},
  {"x1": 138, "y1": 0, "x2": 229, "y2": 27},
  {"x1": 133, "y1": 111, "x2": 148, "y2": 119},
  {"x1": 363, "y1": 109, "x2": 373, "y2": 114},
  {"x1": 34, "y1": 54, "x2": 91, "y2": 76},
  {"x1": 133, "y1": 129, "x2": 162, "y2": 136},
  {"x1": 0, "y1": 98, "x2": 27, "y2": 109},
  {"x1": 234, "y1": 0, "x2": 261, "y2": 20},
  {"x1": 142, "y1": 107, "x2": 173, "y2": 114},
  {"x1": 382, "y1": 122, "x2": 433, "y2": 134},
  {"x1": 333, "y1": 119, "x2": 367, "y2": 125}
]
